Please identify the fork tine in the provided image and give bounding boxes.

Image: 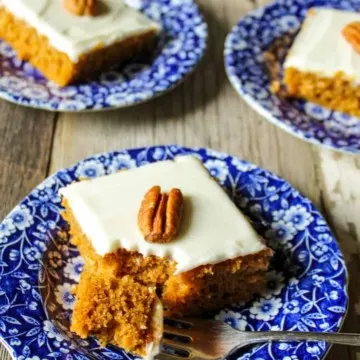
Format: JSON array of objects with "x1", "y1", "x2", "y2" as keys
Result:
[
  {"x1": 164, "y1": 323, "x2": 192, "y2": 338},
  {"x1": 165, "y1": 316, "x2": 193, "y2": 327},
  {"x1": 165, "y1": 316, "x2": 220, "y2": 329},
  {"x1": 156, "y1": 352, "x2": 184, "y2": 360},
  {"x1": 162, "y1": 337, "x2": 191, "y2": 352}
]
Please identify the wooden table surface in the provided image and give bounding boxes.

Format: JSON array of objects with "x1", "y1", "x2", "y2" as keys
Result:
[{"x1": 0, "y1": 0, "x2": 359, "y2": 359}]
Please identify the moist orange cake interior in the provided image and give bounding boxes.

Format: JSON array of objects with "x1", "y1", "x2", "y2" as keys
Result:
[
  {"x1": 64, "y1": 199, "x2": 175, "y2": 357},
  {"x1": 63, "y1": 200, "x2": 272, "y2": 358}
]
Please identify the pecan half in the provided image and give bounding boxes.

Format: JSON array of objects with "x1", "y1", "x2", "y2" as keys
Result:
[
  {"x1": 64, "y1": 0, "x2": 98, "y2": 16},
  {"x1": 342, "y1": 22, "x2": 360, "y2": 54},
  {"x1": 138, "y1": 186, "x2": 184, "y2": 243}
]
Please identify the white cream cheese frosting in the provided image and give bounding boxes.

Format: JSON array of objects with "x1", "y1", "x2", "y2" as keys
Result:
[
  {"x1": 144, "y1": 297, "x2": 163, "y2": 360},
  {"x1": 284, "y1": 8, "x2": 360, "y2": 84},
  {"x1": 60, "y1": 155, "x2": 267, "y2": 274},
  {"x1": 0, "y1": 0, "x2": 160, "y2": 62}
]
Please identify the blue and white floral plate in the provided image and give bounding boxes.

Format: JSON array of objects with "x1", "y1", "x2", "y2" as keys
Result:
[
  {"x1": 225, "y1": 0, "x2": 360, "y2": 154},
  {"x1": 0, "y1": 0, "x2": 207, "y2": 112},
  {"x1": 0, "y1": 145, "x2": 348, "y2": 360}
]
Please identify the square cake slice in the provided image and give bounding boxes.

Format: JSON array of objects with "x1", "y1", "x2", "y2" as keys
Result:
[
  {"x1": 284, "y1": 8, "x2": 360, "y2": 117},
  {"x1": 60, "y1": 155, "x2": 273, "y2": 359},
  {"x1": 0, "y1": 0, "x2": 160, "y2": 86}
]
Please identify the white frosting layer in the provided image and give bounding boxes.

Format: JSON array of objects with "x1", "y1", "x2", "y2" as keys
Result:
[
  {"x1": 0, "y1": 0, "x2": 160, "y2": 62},
  {"x1": 144, "y1": 297, "x2": 163, "y2": 360},
  {"x1": 284, "y1": 8, "x2": 360, "y2": 84},
  {"x1": 60, "y1": 156, "x2": 267, "y2": 274}
]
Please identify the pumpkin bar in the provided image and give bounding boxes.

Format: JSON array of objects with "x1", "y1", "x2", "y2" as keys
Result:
[
  {"x1": 0, "y1": 0, "x2": 160, "y2": 86},
  {"x1": 284, "y1": 8, "x2": 360, "y2": 117},
  {"x1": 59, "y1": 155, "x2": 272, "y2": 359}
]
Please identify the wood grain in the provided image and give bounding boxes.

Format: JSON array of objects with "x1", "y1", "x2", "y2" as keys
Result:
[
  {"x1": 0, "y1": 102, "x2": 56, "y2": 219},
  {"x1": 317, "y1": 150, "x2": 360, "y2": 360}
]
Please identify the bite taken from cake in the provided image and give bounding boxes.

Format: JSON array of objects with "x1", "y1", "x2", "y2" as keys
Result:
[{"x1": 59, "y1": 155, "x2": 273, "y2": 359}]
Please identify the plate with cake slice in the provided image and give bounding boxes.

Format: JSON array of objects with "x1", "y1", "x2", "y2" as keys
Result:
[
  {"x1": 225, "y1": 0, "x2": 360, "y2": 154},
  {"x1": 0, "y1": 145, "x2": 348, "y2": 360},
  {"x1": 0, "y1": 0, "x2": 207, "y2": 111}
]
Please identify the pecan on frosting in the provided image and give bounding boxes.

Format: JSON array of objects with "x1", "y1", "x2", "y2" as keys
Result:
[
  {"x1": 64, "y1": 0, "x2": 99, "y2": 16},
  {"x1": 138, "y1": 186, "x2": 184, "y2": 243},
  {"x1": 342, "y1": 22, "x2": 360, "y2": 54}
]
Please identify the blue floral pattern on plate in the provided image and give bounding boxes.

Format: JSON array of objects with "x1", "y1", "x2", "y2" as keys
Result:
[
  {"x1": 0, "y1": 145, "x2": 348, "y2": 360},
  {"x1": 224, "y1": 0, "x2": 360, "y2": 154},
  {"x1": 0, "y1": 0, "x2": 207, "y2": 112}
]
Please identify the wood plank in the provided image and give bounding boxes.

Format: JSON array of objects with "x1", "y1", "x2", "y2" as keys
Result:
[
  {"x1": 0, "y1": 100, "x2": 56, "y2": 360},
  {"x1": 0, "y1": 348, "x2": 10, "y2": 360},
  {"x1": 0, "y1": 101, "x2": 56, "y2": 219},
  {"x1": 316, "y1": 150, "x2": 360, "y2": 360}
]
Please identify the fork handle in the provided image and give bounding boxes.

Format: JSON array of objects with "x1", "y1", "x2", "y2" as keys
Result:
[{"x1": 241, "y1": 331, "x2": 360, "y2": 347}]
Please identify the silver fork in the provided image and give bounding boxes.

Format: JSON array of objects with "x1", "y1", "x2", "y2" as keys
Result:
[{"x1": 156, "y1": 317, "x2": 360, "y2": 360}]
